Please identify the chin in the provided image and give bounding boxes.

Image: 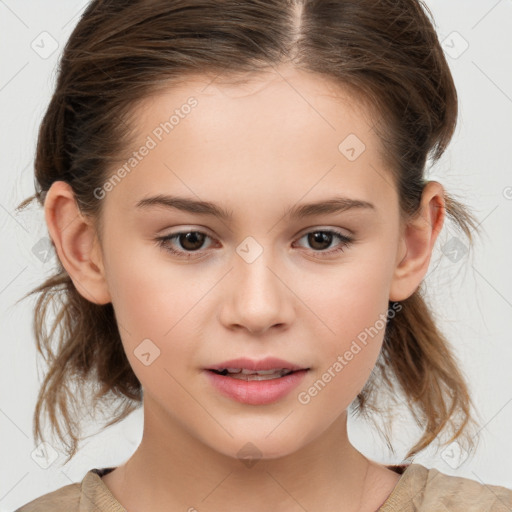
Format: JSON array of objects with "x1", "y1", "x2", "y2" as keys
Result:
[{"x1": 205, "y1": 426, "x2": 314, "y2": 464}]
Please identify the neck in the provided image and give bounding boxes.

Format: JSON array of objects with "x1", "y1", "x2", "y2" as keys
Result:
[{"x1": 104, "y1": 400, "x2": 385, "y2": 512}]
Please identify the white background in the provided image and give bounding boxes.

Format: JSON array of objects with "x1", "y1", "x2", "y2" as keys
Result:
[{"x1": 1, "y1": 0, "x2": 511, "y2": 509}]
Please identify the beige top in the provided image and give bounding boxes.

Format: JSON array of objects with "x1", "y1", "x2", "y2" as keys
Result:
[{"x1": 15, "y1": 462, "x2": 512, "y2": 511}]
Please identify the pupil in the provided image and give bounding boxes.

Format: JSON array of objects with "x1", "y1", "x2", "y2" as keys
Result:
[
  {"x1": 181, "y1": 232, "x2": 205, "y2": 251},
  {"x1": 309, "y1": 232, "x2": 331, "y2": 250}
]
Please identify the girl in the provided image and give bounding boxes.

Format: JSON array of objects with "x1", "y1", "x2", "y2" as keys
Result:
[{"x1": 14, "y1": 0, "x2": 512, "y2": 510}]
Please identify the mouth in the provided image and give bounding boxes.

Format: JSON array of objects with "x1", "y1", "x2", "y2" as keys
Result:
[
  {"x1": 204, "y1": 357, "x2": 310, "y2": 404},
  {"x1": 205, "y1": 356, "x2": 309, "y2": 381},
  {"x1": 208, "y1": 368, "x2": 298, "y2": 381}
]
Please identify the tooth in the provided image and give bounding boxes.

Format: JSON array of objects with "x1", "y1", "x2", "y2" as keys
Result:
[
  {"x1": 226, "y1": 368, "x2": 242, "y2": 373},
  {"x1": 225, "y1": 369, "x2": 293, "y2": 381},
  {"x1": 229, "y1": 373, "x2": 283, "y2": 381},
  {"x1": 240, "y1": 368, "x2": 284, "y2": 375}
]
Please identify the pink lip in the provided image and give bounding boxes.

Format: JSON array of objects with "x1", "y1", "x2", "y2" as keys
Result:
[
  {"x1": 205, "y1": 369, "x2": 308, "y2": 405},
  {"x1": 204, "y1": 357, "x2": 309, "y2": 405},
  {"x1": 206, "y1": 357, "x2": 307, "y2": 372}
]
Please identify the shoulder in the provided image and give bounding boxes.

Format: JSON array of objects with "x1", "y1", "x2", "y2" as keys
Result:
[
  {"x1": 14, "y1": 482, "x2": 81, "y2": 511},
  {"x1": 14, "y1": 467, "x2": 121, "y2": 512},
  {"x1": 380, "y1": 463, "x2": 512, "y2": 512}
]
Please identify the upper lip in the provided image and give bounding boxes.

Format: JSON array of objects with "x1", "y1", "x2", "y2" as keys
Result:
[{"x1": 206, "y1": 357, "x2": 308, "y2": 372}]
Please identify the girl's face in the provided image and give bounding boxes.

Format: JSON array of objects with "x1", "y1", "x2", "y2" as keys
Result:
[{"x1": 95, "y1": 65, "x2": 412, "y2": 460}]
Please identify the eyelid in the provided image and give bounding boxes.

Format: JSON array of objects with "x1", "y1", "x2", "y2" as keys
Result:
[
  {"x1": 295, "y1": 224, "x2": 353, "y2": 238},
  {"x1": 155, "y1": 225, "x2": 355, "y2": 260},
  {"x1": 158, "y1": 224, "x2": 352, "y2": 241},
  {"x1": 293, "y1": 228, "x2": 354, "y2": 255},
  {"x1": 157, "y1": 224, "x2": 215, "y2": 237}
]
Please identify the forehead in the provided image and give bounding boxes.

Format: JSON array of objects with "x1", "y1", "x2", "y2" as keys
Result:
[
  {"x1": 108, "y1": 66, "x2": 397, "y2": 219},
  {"x1": 133, "y1": 66, "x2": 378, "y2": 137}
]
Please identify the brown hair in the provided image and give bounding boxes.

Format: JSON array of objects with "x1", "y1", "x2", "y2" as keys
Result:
[{"x1": 17, "y1": 0, "x2": 483, "y2": 464}]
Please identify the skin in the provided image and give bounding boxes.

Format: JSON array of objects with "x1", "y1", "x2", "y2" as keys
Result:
[{"x1": 44, "y1": 64, "x2": 445, "y2": 512}]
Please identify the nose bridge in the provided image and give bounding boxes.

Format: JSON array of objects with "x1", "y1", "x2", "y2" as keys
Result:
[
  {"x1": 237, "y1": 242, "x2": 277, "y2": 298},
  {"x1": 222, "y1": 236, "x2": 293, "y2": 333}
]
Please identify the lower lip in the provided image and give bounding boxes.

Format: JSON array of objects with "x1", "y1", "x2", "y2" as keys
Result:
[{"x1": 205, "y1": 369, "x2": 308, "y2": 405}]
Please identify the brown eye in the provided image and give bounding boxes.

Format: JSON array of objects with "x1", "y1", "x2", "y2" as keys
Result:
[
  {"x1": 307, "y1": 231, "x2": 334, "y2": 251},
  {"x1": 155, "y1": 230, "x2": 214, "y2": 259},
  {"x1": 295, "y1": 229, "x2": 354, "y2": 257},
  {"x1": 178, "y1": 232, "x2": 207, "y2": 251}
]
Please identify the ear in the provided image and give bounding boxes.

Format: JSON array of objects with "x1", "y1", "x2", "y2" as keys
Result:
[
  {"x1": 44, "y1": 180, "x2": 111, "y2": 305},
  {"x1": 389, "y1": 180, "x2": 445, "y2": 301}
]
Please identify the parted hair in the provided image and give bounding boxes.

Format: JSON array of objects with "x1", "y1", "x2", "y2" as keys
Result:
[{"x1": 17, "y1": 0, "x2": 483, "y2": 464}]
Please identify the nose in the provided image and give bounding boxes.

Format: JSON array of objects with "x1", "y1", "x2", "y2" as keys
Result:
[{"x1": 218, "y1": 248, "x2": 295, "y2": 335}]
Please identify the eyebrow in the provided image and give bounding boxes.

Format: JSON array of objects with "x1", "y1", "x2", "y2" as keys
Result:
[{"x1": 135, "y1": 194, "x2": 376, "y2": 221}]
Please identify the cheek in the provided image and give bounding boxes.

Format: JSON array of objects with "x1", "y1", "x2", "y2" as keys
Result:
[
  {"x1": 303, "y1": 254, "x2": 394, "y2": 339},
  {"x1": 102, "y1": 243, "x2": 193, "y2": 361},
  {"x1": 104, "y1": 238, "x2": 192, "y2": 331},
  {"x1": 297, "y1": 256, "x2": 394, "y2": 401}
]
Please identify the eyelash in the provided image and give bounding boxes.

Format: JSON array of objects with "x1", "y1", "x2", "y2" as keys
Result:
[{"x1": 155, "y1": 229, "x2": 354, "y2": 260}]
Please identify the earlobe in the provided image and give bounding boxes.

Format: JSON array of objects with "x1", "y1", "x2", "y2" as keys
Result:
[
  {"x1": 389, "y1": 181, "x2": 445, "y2": 301},
  {"x1": 44, "y1": 180, "x2": 111, "y2": 305}
]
